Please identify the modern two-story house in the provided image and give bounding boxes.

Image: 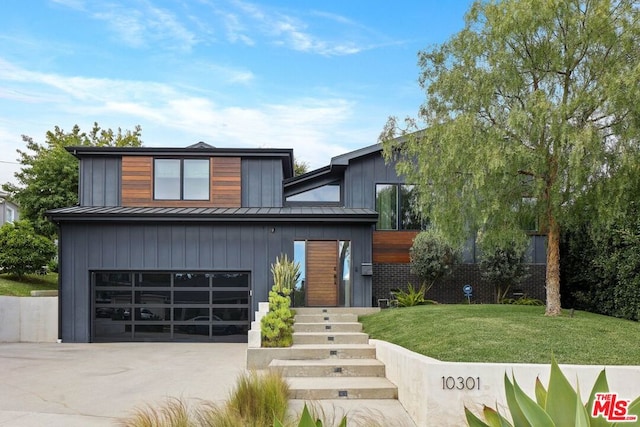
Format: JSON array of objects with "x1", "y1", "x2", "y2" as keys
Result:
[{"x1": 48, "y1": 142, "x2": 546, "y2": 343}]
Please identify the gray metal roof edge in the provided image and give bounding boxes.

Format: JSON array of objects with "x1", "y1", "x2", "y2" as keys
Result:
[
  {"x1": 47, "y1": 213, "x2": 377, "y2": 224},
  {"x1": 65, "y1": 146, "x2": 294, "y2": 158},
  {"x1": 329, "y1": 143, "x2": 382, "y2": 166},
  {"x1": 46, "y1": 206, "x2": 378, "y2": 223}
]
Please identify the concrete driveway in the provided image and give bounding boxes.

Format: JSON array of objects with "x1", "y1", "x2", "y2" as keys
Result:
[
  {"x1": 0, "y1": 343, "x2": 415, "y2": 427},
  {"x1": 0, "y1": 343, "x2": 248, "y2": 426}
]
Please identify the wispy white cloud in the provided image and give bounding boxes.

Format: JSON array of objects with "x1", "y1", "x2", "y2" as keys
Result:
[
  {"x1": 61, "y1": 1, "x2": 199, "y2": 51},
  {"x1": 216, "y1": 0, "x2": 376, "y2": 56},
  {"x1": 0, "y1": 58, "x2": 375, "y2": 174},
  {"x1": 50, "y1": 0, "x2": 85, "y2": 11}
]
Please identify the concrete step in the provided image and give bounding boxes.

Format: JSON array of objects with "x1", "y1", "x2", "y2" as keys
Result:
[
  {"x1": 293, "y1": 307, "x2": 380, "y2": 315},
  {"x1": 269, "y1": 358, "x2": 386, "y2": 377},
  {"x1": 286, "y1": 344, "x2": 377, "y2": 360},
  {"x1": 295, "y1": 314, "x2": 358, "y2": 323},
  {"x1": 294, "y1": 322, "x2": 362, "y2": 333},
  {"x1": 286, "y1": 377, "x2": 398, "y2": 399},
  {"x1": 293, "y1": 332, "x2": 370, "y2": 345}
]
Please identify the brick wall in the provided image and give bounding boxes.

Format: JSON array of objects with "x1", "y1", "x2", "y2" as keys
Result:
[{"x1": 372, "y1": 263, "x2": 546, "y2": 305}]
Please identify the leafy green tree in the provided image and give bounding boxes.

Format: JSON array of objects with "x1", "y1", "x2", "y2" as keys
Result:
[
  {"x1": 0, "y1": 220, "x2": 56, "y2": 278},
  {"x1": 478, "y1": 231, "x2": 529, "y2": 303},
  {"x1": 294, "y1": 159, "x2": 309, "y2": 176},
  {"x1": 410, "y1": 229, "x2": 460, "y2": 294},
  {"x1": 381, "y1": 0, "x2": 640, "y2": 315},
  {"x1": 2, "y1": 123, "x2": 143, "y2": 237}
]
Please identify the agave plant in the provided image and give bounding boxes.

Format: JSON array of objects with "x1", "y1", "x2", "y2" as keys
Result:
[
  {"x1": 465, "y1": 357, "x2": 640, "y2": 427},
  {"x1": 273, "y1": 403, "x2": 347, "y2": 427}
]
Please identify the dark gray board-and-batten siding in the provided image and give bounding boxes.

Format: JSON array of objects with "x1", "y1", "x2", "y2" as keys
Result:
[{"x1": 57, "y1": 221, "x2": 373, "y2": 343}]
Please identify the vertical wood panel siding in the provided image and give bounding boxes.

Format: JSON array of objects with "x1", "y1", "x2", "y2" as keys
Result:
[
  {"x1": 372, "y1": 231, "x2": 419, "y2": 263},
  {"x1": 121, "y1": 156, "x2": 242, "y2": 207},
  {"x1": 306, "y1": 240, "x2": 338, "y2": 306}
]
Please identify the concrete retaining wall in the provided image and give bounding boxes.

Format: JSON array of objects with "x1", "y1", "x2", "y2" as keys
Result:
[
  {"x1": 0, "y1": 296, "x2": 58, "y2": 342},
  {"x1": 372, "y1": 339, "x2": 640, "y2": 427}
]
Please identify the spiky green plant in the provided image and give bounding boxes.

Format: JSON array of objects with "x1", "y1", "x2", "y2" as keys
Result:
[
  {"x1": 271, "y1": 254, "x2": 301, "y2": 294},
  {"x1": 394, "y1": 283, "x2": 427, "y2": 307},
  {"x1": 273, "y1": 403, "x2": 347, "y2": 427},
  {"x1": 465, "y1": 357, "x2": 640, "y2": 426}
]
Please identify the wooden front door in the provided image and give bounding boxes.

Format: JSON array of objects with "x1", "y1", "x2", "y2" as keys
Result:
[{"x1": 306, "y1": 240, "x2": 338, "y2": 307}]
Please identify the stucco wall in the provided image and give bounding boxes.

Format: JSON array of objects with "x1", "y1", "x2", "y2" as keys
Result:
[
  {"x1": 0, "y1": 297, "x2": 58, "y2": 342},
  {"x1": 372, "y1": 339, "x2": 640, "y2": 427}
]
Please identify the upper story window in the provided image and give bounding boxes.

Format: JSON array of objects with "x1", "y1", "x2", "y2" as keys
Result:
[
  {"x1": 6, "y1": 206, "x2": 15, "y2": 223},
  {"x1": 375, "y1": 184, "x2": 424, "y2": 230},
  {"x1": 286, "y1": 183, "x2": 341, "y2": 204},
  {"x1": 154, "y1": 159, "x2": 210, "y2": 201}
]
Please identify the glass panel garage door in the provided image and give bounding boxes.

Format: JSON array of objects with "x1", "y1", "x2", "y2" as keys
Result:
[{"x1": 93, "y1": 271, "x2": 250, "y2": 342}]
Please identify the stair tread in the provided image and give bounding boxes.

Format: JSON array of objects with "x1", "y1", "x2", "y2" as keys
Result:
[
  {"x1": 290, "y1": 343, "x2": 374, "y2": 349},
  {"x1": 270, "y1": 358, "x2": 383, "y2": 367},
  {"x1": 286, "y1": 376, "x2": 396, "y2": 389},
  {"x1": 294, "y1": 322, "x2": 362, "y2": 325},
  {"x1": 294, "y1": 332, "x2": 368, "y2": 336}
]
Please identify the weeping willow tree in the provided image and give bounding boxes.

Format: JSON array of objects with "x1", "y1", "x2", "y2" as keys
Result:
[{"x1": 380, "y1": 0, "x2": 640, "y2": 316}]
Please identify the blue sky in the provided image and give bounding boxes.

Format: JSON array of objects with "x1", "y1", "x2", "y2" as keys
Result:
[{"x1": 0, "y1": 0, "x2": 472, "y2": 186}]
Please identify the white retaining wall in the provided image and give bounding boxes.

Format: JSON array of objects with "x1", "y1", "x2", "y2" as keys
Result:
[
  {"x1": 372, "y1": 339, "x2": 640, "y2": 427},
  {"x1": 0, "y1": 296, "x2": 58, "y2": 342}
]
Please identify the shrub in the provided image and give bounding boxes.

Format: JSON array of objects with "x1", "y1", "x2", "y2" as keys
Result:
[
  {"x1": 465, "y1": 357, "x2": 640, "y2": 426},
  {"x1": 0, "y1": 220, "x2": 56, "y2": 278},
  {"x1": 478, "y1": 232, "x2": 529, "y2": 304},
  {"x1": 262, "y1": 254, "x2": 298, "y2": 347},
  {"x1": 261, "y1": 288, "x2": 294, "y2": 347},
  {"x1": 410, "y1": 229, "x2": 460, "y2": 293}
]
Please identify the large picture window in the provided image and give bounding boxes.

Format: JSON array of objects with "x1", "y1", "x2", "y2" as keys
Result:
[
  {"x1": 154, "y1": 159, "x2": 209, "y2": 201},
  {"x1": 375, "y1": 184, "x2": 424, "y2": 230}
]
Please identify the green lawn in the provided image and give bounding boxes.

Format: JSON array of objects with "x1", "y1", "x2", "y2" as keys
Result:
[
  {"x1": 0, "y1": 273, "x2": 58, "y2": 296},
  {"x1": 360, "y1": 304, "x2": 640, "y2": 365}
]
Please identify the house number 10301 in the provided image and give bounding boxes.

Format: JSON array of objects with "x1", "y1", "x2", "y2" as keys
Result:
[{"x1": 442, "y1": 376, "x2": 480, "y2": 390}]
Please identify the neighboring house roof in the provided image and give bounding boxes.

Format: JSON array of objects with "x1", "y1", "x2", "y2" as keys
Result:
[{"x1": 47, "y1": 206, "x2": 378, "y2": 223}]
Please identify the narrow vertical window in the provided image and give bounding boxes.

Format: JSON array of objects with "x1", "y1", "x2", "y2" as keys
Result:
[
  {"x1": 154, "y1": 159, "x2": 181, "y2": 200},
  {"x1": 375, "y1": 184, "x2": 398, "y2": 230},
  {"x1": 183, "y1": 159, "x2": 209, "y2": 200}
]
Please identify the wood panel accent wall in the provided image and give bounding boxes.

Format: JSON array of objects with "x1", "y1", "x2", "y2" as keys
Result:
[
  {"x1": 373, "y1": 231, "x2": 419, "y2": 264},
  {"x1": 122, "y1": 156, "x2": 153, "y2": 206},
  {"x1": 306, "y1": 240, "x2": 338, "y2": 307},
  {"x1": 121, "y1": 156, "x2": 241, "y2": 207},
  {"x1": 212, "y1": 157, "x2": 241, "y2": 207}
]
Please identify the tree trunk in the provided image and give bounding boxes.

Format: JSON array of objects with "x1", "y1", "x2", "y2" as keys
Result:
[{"x1": 545, "y1": 216, "x2": 562, "y2": 316}]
